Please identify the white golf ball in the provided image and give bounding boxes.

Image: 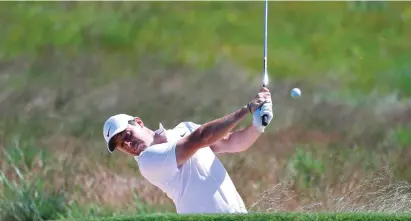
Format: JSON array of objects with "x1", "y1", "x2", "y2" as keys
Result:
[{"x1": 291, "y1": 88, "x2": 301, "y2": 98}]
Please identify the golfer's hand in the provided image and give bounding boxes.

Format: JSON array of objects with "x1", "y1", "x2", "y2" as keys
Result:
[
  {"x1": 247, "y1": 87, "x2": 272, "y2": 113},
  {"x1": 250, "y1": 88, "x2": 273, "y2": 132}
]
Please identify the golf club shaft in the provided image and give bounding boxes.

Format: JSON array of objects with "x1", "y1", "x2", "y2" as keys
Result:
[{"x1": 261, "y1": 0, "x2": 269, "y2": 126}]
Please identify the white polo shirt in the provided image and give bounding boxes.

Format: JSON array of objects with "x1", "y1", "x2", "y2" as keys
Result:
[{"x1": 134, "y1": 122, "x2": 247, "y2": 214}]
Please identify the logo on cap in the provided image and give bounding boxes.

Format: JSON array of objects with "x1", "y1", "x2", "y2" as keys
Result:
[{"x1": 107, "y1": 126, "x2": 111, "y2": 137}]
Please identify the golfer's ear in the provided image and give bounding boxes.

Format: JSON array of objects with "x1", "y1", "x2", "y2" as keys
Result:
[{"x1": 135, "y1": 117, "x2": 144, "y2": 127}]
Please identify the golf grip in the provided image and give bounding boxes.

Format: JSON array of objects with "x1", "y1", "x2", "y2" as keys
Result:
[
  {"x1": 261, "y1": 84, "x2": 268, "y2": 126},
  {"x1": 262, "y1": 113, "x2": 268, "y2": 126}
]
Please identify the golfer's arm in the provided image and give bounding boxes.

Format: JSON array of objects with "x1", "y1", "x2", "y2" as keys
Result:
[
  {"x1": 175, "y1": 106, "x2": 249, "y2": 167},
  {"x1": 210, "y1": 124, "x2": 262, "y2": 153}
]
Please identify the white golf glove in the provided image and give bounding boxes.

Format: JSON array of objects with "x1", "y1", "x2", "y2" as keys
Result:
[{"x1": 252, "y1": 101, "x2": 273, "y2": 132}]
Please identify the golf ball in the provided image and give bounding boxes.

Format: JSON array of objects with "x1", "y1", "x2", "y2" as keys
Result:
[{"x1": 291, "y1": 88, "x2": 301, "y2": 98}]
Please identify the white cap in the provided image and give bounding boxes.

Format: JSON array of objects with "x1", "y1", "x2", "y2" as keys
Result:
[{"x1": 103, "y1": 114, "x2": 135, "y2": 153}]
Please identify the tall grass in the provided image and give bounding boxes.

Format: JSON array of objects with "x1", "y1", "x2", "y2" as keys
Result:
[
  {"x1": 0, "y1": 135, "x2": 165, "y2": 221},
  {"x1": 0, "y1": 137, "x2": 67, "y2": 221}
]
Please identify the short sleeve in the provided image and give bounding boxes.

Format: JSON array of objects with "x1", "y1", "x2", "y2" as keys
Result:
[
  {"x1": 136, "y1": 141, "x2": 180, "y2": 182},
  {"x1": 182, "y1": 121, "x2": 201, "y2": 132}
]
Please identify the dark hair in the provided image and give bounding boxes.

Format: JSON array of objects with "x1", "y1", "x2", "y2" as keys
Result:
[{"x1": 128, "y1": 119, "x2": 137, "y2": 126}]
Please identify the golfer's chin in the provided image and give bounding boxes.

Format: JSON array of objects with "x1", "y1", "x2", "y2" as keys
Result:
[
  {"x1": 121, "y1": 144, "x2": 148, "y2": 156},
  {"x1": 135, "y1": 144, "x2": 148, "y2": 156},
  {"x1": 120, "y1": 147, "x2": 142, "y2": 157}
]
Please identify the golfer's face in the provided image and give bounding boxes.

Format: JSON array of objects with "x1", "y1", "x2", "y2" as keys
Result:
[{"x1": 115, "y1": 126, "x2": 147, "y2": 156}]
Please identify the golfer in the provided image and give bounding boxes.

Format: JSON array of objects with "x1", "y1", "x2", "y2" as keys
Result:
[{"x1": 102, "y1": 88, "x2": 273, "y2": 214}]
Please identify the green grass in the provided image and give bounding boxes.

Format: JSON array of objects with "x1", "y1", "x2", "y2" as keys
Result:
[
  {"x1": 61, "y1": 213, "x2": 411, "y2": 221},
  {"x1": 1, "y1": 2, "x2": 410, "y2": 95}
]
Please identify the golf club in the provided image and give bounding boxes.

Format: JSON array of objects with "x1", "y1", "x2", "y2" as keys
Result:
[{"x1": 261, "y1": 0, "x2": 269, "y2": 126}]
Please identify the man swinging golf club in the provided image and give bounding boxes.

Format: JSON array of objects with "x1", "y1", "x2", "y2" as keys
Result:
[{"x1": 102, "y1": 87, "x2": 273, "y2": 214}]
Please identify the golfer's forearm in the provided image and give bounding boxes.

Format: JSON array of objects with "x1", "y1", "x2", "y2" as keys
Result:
[
  {"x1": 217, "y1": 124, "x2": 262, "y2": 152},
  {"x1": 191, "y1": 107, "x2": 249, "y2": 147}
]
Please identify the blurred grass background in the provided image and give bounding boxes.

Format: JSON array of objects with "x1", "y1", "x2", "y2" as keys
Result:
[{"x1": 1, "y1": 1, "x2": 411, "y2": 220}]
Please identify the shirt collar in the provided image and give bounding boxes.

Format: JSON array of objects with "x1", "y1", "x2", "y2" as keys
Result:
[
  {"x1": 154, "y1": 122, "x2": 182, "y2": 143},
  {"x1": 154, "y1": 122, "x2": 166, "y2": 135}
]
